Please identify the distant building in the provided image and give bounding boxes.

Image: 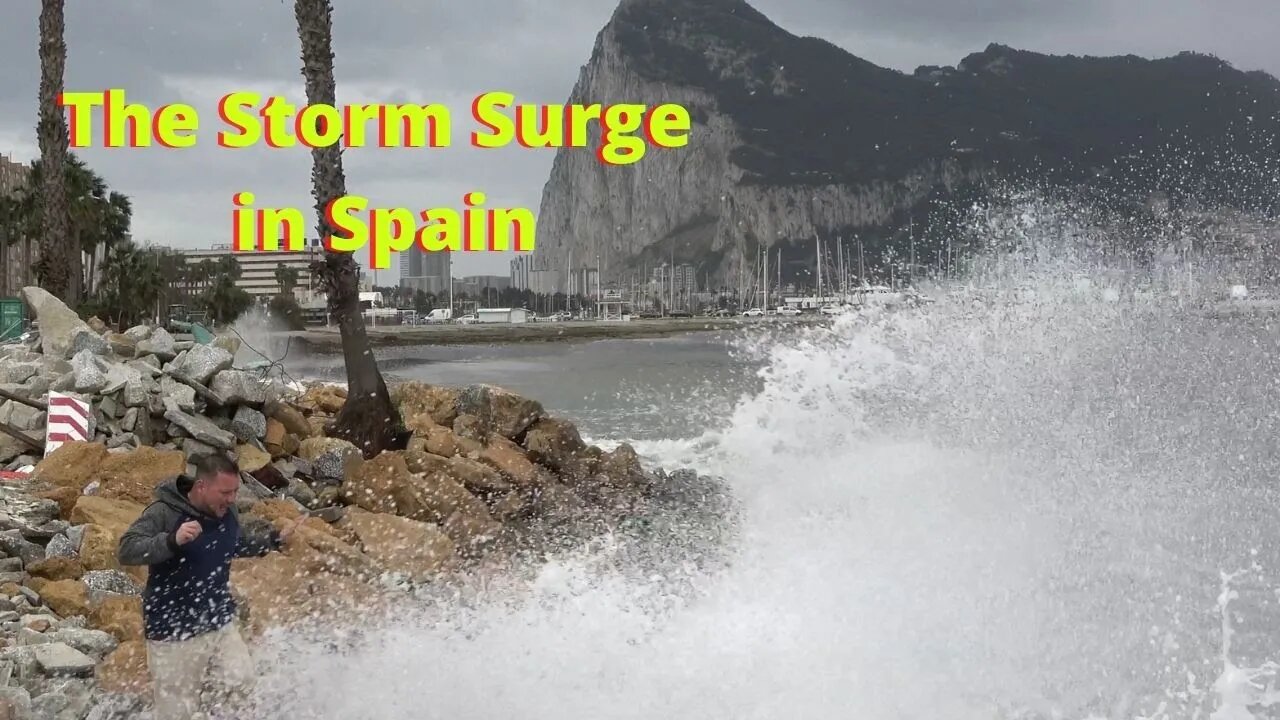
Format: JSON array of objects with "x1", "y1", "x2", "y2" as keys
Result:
[
  {"x1": 509, "y1": 253, "x2": 558, "y2": 294},
  {"x1": 177, "y1": 239, "x2": 325, "y2": 299},
  {"x1": 651, "y1": 263, "x2": 697, "y2": 295},
  {"x1": 399, "y1": 246, "x2": 450, "y2": 295}
]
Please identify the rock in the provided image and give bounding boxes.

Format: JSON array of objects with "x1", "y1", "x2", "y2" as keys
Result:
[
  {"x1": 120, "y1": 379, "x2": 148, "y2": 408},
  {"x1": 69, "y1": 327, "x2": 110, "y2": 357},
  {"x1": 0, "y1": 558, "x2": 21, "y2": 573},
  {"x1": 157, "y1": 376, "x2": 195, "y2": 413},
  {"x1": 0, "y1": 687, "x2": 31, "y2": 720},
  {"x1": 0, "y1": 382, "x2": 44, "y2": 406},
  {"x1": 68, "y1": 497, "x2": 144, "y2": 585},
  {"x1": 455, "y1": 384, "x2": 545, "y2": 440},
  {"x1": 230, "y1": 406, "x2": 267, "y2": 442},
  {"x1": 336, "y1": 509, "x2": 456, "y2": 582},
  {"x1": 86, "y1": 316, "x2": 107, "y2": 334},
  {"x1": 339, "y1": 453, "x2": 406, "y2": 515},
  {"x1": 40, "y1": 580, "x2": 91, "y2": 618},
  {"x1": 20, "y1": 288, "x2": 91, "y2": 359},
  {"x1": 162, "y1": 398, "x2": 234, "y2": 449},
  {"x1": 597, "y1": 443, "x2": 652, "y2": 490},
  {"x1": 0, "y1": 363, "x2": 40, "y2": 385},
  {"x1": 0, "y1": 532, "x2": 43, "y2": 568},
  {"x1": 440, "y1": 456, "x2": 509, "y2": 497},
  {"x1": 49, "y1": 628, "x2": 116, "y2": 658},
  {"x1": 135, "y1": 327, "x2": 176, "y2": 359},
  {"x1": 94, "y1": 641, "x2": 149, "y2": 694},
  {"x1": 418, "y1": 425, "x2": 484, "y2": 458},
  {"x1": 298, "y1": 437, "x2": 362, "y2": 483},
  {"x1": 69, "y1": 351, "x2": 109, "y2": 394},
  {"x1": 170, "y1": 344, "x2": 234, "y2": 385},
  {"x1": 104, "y1": 332, "x2": 138, "y2": 358},
  {"x1": 92, "y1": 446, "x2": 186, "y2": 506},
  {"x1": 69, "y1": 497, "x2": 142, "y2": 538},
  {"x1": 477, "y1": 436, "x2": 542, "y2": 486},
  {"x1": 61, "y1": 526, "x2": 85, "y2": 552},
  {"x1": 33, "y1": 679, "x2": 94, "y2": 720},
  {"x1": 125, "y1": 357, "x2": 160, "y2": 378},
  {"x1": 180, "y1": 437, "x2": 215, "y2": 459},
  {"x1": 452, "y1": 414, "x2": 489, "y2": 443},
  {"x1": 391, "y1": 382, "x2": 460, "y2": 427},
  {"x1": 122, "y1": 325, "x2": 152, "y2": 342},
  {"x1": 43, "y1": 533, "x2": 76, "y2": 559},
  {"x1": 32, "y1": 442, "x2": 108, "y2": 491},
  {"x1": 285, "y1": 478, "x2": 318, "y2": 508},
  {"x1": 264, "y1": 399, "x2": 310, "y2": 438},
  {"x1": 522, "y1": 417, "x2": 590, "y2": 473},
  {"x1": 235, "y1": 444, "x2": 271, "y2": 474},
  {"x1": 90, "y1": 596, "x2": 143, "y2": 643},
  {"x1": 211, "y1": 370, "x2": 270, "y2": 406},
  {"x1": 27, "y1": 558, "x2": 84, "y2": 582},
  {"x1": 0, "y1": 402, "x2": 44, "y2": 432},
  {"x1": 0, "y1": 486, "x2": 61, "y2": 531},
  {"x1": 299, "y1": 385, "x2": 346, "y2": 414},
  {"x1": 81, "y1": 570, "x2": 138, "y2": 597},
  {"x1": 263, "y1": 418, "x2": 287, "y2": 457},
  {"x1": 30, "y1": 643, "x2": 95, "y2": 676}
]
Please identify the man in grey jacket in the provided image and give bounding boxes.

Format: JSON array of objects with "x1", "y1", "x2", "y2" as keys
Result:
[{"x1": 118, "y1": 453, "x2": 304, "y2": 720}]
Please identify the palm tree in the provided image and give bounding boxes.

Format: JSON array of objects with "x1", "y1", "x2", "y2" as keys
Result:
[
  {"x1": 274, "y1": 262, "x2": 299, "y2": 296},
  {"x1": 17, "y1": 156, "x2": 132, "y2": 299},
  {"x1": 36, "y1": 0, "x2": 72, "y2": 303},
  {"x1": 293, "y1": 0, "x2": 404, "y2": 457}
]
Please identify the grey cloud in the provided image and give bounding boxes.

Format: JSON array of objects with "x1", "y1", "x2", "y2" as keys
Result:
[{"x1": 1, "y1": 0, "x2": 1276, "y2": 278}]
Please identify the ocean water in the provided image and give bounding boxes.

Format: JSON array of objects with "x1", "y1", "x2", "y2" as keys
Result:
[{"x1": 216, "y1": 208, "x2": 1280, "y2": 719}]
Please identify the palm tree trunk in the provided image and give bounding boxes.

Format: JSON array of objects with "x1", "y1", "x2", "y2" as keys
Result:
[
  {"x1": 36, "y1": 0, "x2": 72, "y2": 304},
  {"x1": 294, "y1": 0, "x2": 405, "y2": 457}
]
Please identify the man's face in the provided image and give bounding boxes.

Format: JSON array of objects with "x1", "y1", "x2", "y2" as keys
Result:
[{"x1": 193, "y1": 471, "x2": 240, "y2": 517}]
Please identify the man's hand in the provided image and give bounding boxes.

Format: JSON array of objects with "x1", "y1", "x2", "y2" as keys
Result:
[
  {"x1": 175, "y1": 520, "x2": 202, "y2": 545},
  {"x1": 279, "y1": 513, "x2": 308, "y2": 542}
]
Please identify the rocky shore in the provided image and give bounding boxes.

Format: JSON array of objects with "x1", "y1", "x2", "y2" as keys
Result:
[{"x1": 0, "y1": 288, "x2": 735, "y2": 719}]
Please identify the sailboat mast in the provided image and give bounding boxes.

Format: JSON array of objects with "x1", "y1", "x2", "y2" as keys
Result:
[
  {"x1": 815, "y1": 233, "x2": 822, "y2": 301},
  {"x1": 838, "y1": 236, "x2": 845, "y2": 298},
  {"x1": 763, "y1": 245, "x2": 769, "y2": 311}
]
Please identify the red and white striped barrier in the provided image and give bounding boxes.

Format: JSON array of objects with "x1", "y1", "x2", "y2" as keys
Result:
[{"x1": 45, "y1": 392, "x2": 91, "y2": 455}]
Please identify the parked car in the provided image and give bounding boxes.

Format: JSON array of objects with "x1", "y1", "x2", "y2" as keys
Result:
[{"x1": 742, "y1": 308, "x2": 764, "y2": 317}]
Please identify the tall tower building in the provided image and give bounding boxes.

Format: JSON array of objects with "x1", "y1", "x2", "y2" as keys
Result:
[{"x1": 399, "y1": 247, "x2": 451, "y2": 295}]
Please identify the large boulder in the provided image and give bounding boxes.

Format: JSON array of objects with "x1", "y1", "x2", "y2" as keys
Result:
[
  {"x1": 93, "y1": 446, "x2": 186, "y2": 506},
  {"x1": 477, "y1": 436, "x2": 543, "y2": 487},
  {"x1": 391, "y1": 382, "x2": 460, "y2": 427},
  {"x1": 21, "y1": 287, "x2": 91, "y2": 359},
  {"x1": 522, "y1": 417, "x2": 590, "y2": 474},
  {"x1": 416, "y1": 425, "x2": 483, "y2": 458},
  {"x1": 335, "y1": 509, "x2": 456, "y2": 582},
  {"x1": 454, "y1": 384, "x2": 545, "y2": 441},
  {"x1": 169, "y1": 344, "x2": 233, "y2": 385},
  {"x1": 32, "y1": 442, "x2": 109, "y2": 491},
  {"x1": 68, "y1": 496, "x2": 146, "y2": 585},
  {"x1": 298, "y1": 437, "x2": 362, "y2": 483}
]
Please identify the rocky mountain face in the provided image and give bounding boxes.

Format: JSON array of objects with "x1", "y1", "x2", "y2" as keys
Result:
[{"x1": 531, "y1": 0, "x2": 1280, "y2": 291}]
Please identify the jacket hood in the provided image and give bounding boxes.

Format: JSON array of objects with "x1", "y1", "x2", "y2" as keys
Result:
[{"x1": 153, "y1": 478, "x2": 205, "y2": 517}]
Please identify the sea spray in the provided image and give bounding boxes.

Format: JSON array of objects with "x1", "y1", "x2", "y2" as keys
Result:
[{"x1": 226, "y1": 191, "x2": 1280, "y2": 720}]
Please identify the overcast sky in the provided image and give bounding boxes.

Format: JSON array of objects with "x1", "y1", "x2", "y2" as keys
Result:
[{"x1": 1, "y1": 0, "x2": 1276, "y2": 282}]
